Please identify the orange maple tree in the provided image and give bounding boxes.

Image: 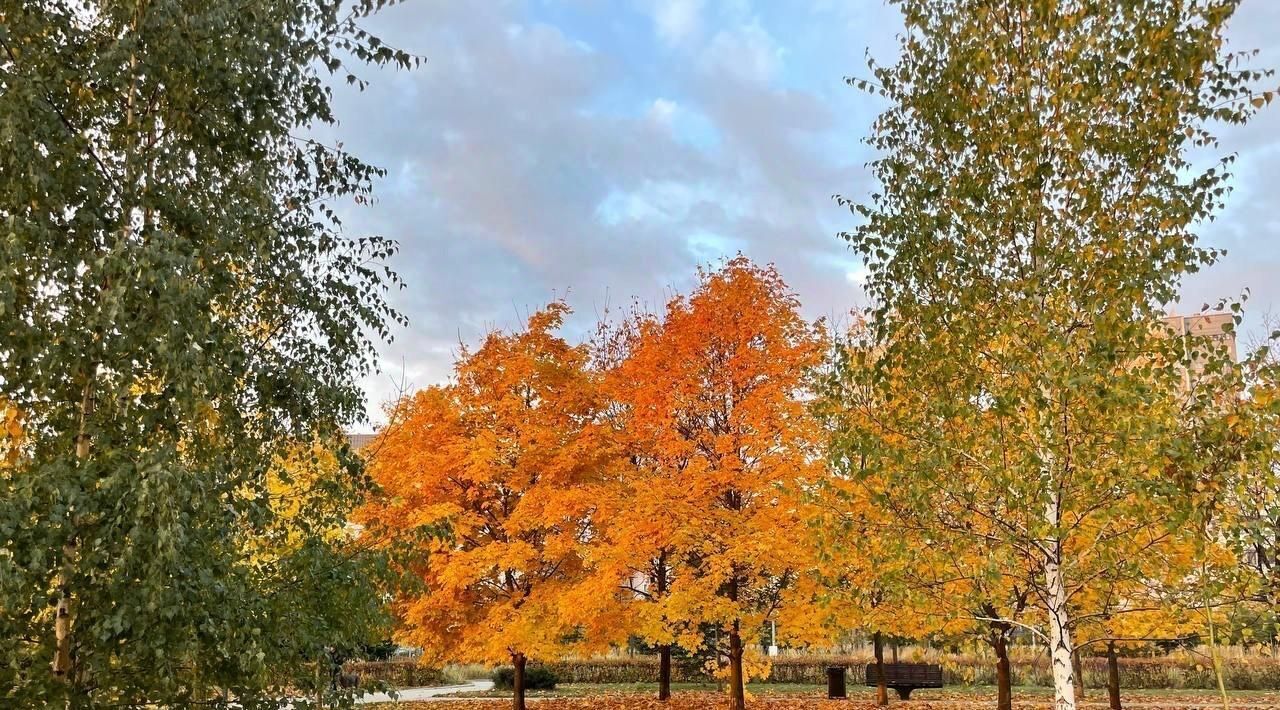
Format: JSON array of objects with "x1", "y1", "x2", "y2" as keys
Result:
[
  {"x1": 576, "y1": 257, "x2": 827, "y2": 709},
  {"x1": 357, "y1": 303, "x2": 606, "y2": 710}
]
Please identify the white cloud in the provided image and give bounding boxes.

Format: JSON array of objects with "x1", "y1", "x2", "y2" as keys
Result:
[
  {"x1": 596, "y1": 180, "x2": 741, "y2": 226},
  {"x1": 647, "y1": 97, "x2": 679, "y2": 126},
  {"x1": 325, "y1": 1, "x2": 1280, "y2": 427},
  {"x1": 844, "y1": 265, "x2": 869, "y2": 285},
  {"x1": 650, "y1": 0, "x2": 703, "y2": 45},
  {"x1": 700, "y1": 21, "x2": 783, "y2": 84}
]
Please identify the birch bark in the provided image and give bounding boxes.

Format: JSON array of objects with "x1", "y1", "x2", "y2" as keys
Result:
[{"x1": 1044, "y1": 494, "x2": 1077, "y2": 710}]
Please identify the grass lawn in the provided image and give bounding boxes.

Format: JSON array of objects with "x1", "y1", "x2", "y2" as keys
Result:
[{"x1": 366, "y1": 683, "x2": 1280, "y2": 708}]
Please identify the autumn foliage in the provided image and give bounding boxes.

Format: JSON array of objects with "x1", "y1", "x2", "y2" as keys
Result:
[
  {"x1": 583, "y1": 259, "x2": 827, "y2": 707},
  {"x1": 357, "y1": 254, "x2": 1279, "y2": 710},
  {"x1": 360, "y1": 259, "x2": 828, "y2": 708},
  {"x1": 358, "y1": 302, "x2": 606, "y2": 707}
]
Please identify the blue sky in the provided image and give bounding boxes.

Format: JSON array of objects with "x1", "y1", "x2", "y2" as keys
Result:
[{"x1": 323, "y1": 0, "x2": 1280, "y2": 424}]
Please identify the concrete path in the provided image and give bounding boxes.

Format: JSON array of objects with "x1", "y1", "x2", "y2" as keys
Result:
[{"x1": 356, "y1": 679, "x2": 494, "y2": 704}]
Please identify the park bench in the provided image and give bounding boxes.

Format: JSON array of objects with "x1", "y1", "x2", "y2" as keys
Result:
[{"x1": 863, "y1": 662, "x2": 943, "y2": 699}]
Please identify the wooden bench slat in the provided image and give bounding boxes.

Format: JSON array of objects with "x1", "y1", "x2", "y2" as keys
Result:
[{"x1": 863, "y1": 662, "x2": 944, "y2": 699}]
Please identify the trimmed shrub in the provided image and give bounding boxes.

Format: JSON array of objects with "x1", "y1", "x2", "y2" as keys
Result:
[
  {"x1": 492, "y1": 665, "x2": 559, "y2": 690},
  {"x1": 344, "y1": 660, "x2": 446, "y2": 689},
  {"x1": 543, "y1": 657, "x2": 705, "y2": 684},
  {"x1": 535, "y1": 653, "x2": 1280, "y2": 690},
  {"x1": 345, "y1": 654, "x2": 1280, "y2": 690}
]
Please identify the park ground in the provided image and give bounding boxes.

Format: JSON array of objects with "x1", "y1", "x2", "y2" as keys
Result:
[{"x1": 367, "y1": 684, "x2": 1280, "y2": 709}]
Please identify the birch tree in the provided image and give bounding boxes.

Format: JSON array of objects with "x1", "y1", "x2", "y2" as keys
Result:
[
  {"x1": 0, "y1": 1, "x2": 414, "y2": 705},
  {"x1": 819, "y1": 330, "x2": 1044, "y2": 710},
  {"x1": 836, "y1": 1, "x2": 1273, "y2": 708}
]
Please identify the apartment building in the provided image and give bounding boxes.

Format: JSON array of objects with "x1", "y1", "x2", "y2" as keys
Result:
[{"x1": 1163, "y1": 311, "x2": 1238, "y2": 363}]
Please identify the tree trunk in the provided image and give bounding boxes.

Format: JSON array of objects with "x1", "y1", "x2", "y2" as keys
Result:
[
  {"x1": 728, "y1": 622, "x2": 745, "y2": 710},
  {"x1": 512, "y1": 652, "x2": 527, "y2": 710},
  {"x1": 1199, "y1": 554, "x2": 1230, "y2": 710},
  {"x1": 52, "y1": 542, "x2": 76, "y2": 681},
  {"x1": 874, "y1": 631, "x2": 888, "y2": 707},
  {"x1": 993, "y1": 632, "x2": 1013, "y2": 710},
  {"x1": 656, "y1": 553, "x2": 671, "y2": 701},
  {"x1": 53, "y1": 372, "x2": 96, "y2": 689},
  {"x1": 1107, "y1": 641, "x2": 1121, "y2": 710},
  {"x1": 1206, "y1": 608, "x2": 1230, "y2": 710},
  {"x1": 658, "y1": 644, "x2": 672, "y2": 701},
  {"x1": 315, "y1": 655, "x2": 325, "y2": 710},
  {"x1": 1072, "y1": 647, "x2": 1086, "y2": 699},
  {"x1": 1042, "y1": 487, "x2": 1077, "y2": 710},
  {"x1": 1045, "y1": 533, "x2": 1077, "y2": 710}
]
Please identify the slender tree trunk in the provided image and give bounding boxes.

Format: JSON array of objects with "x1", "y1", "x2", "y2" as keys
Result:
[
  {"x1": 728, "y1": 622, "x2": 745, "y2": 710},
  {"x1": 993, "y1": 632, "x2": 1013, "y2": 710},
  {"x1": 656, "y1": 553, "x2": 671, "y2": 701},
  {"x1": 1272, "y1": 525, "x2": 1279, "y2": 652},
  {"x1": 658, "y1": 645, "x2": 672, "y2": 701},
  {"x1": 55, "y1": 0, "x2": 137, "y2": 684},
  {"x1": 1044, "y1": 497, "x2": 1077, "y2": 710},
  {"x1": 1201, "y1": 551, "x2": 1230, "y2": 710},
  {"x1": 1271, "y1": 529, "x2": 1280, "y2": 653},
  {"x1": 52, "y1": 547, "x2": 76, "y2": 681},
  {"x1": 314, "y1": 656, "x2": 325, "y2": 710},
  {"x1": 1206, "y1": 604, "x2": 1229, "y2": 710},
  {"x1": 1106, "y1": 641, "x2": 1121, "y2": 710},
  {"x1": 512, "y1": 652, "x2": 527, "y2": 710},
  {"x1": 891, "y1": 640, "x2": 899, "y2": 663},
  {"x1": 1072, "y1": 647, "x2": 1086, "y2": 699},
  {"x1": 53, "y1": 372, "x2": 96, "y2": 689},
  {"x1": 874, "y1": 631, "x2": 888, "y2": 707}
]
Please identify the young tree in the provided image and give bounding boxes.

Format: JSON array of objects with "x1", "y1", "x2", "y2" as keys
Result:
[
  {"x1": 585, "y1": 258, "x2": 826, "y2": 710},
  {"x1": 567, "y1": 312, "x2": 688, "y2": 701},
  {"x1": 358, "y1": 304, "x2": 605, "y2": 710},
  {"x1": 817, "y1": 330, "x2": 1031, "y2": 710},
  {"x1": 0, "y1": 1, "x2": 415, "y2": 705},
  {"x1": 837, "y1": 1, "x2": 1273, "y2": 708},
  {"x1": 1166, "y1": 339, "x2": 1280, "y2": 706},
  {"x1": 1233, "y1": 393, "x2": 1280, "y2": 652}
]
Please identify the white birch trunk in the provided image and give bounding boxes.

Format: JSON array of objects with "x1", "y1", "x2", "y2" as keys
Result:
[
  {"x1": 53, "y1": 374, "x2": 94, "y2": 683},
  {"x1": 1044, "y1": 495, "x2": 1077, "y2": 710}
]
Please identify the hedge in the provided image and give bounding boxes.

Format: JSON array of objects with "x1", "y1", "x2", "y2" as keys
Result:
[
  {"x1": 493, "y1": 665, "x2": 559, "y2": 690},
  {"x1": 344, "y1": 660, "x2": 445, "y2": 689},
  {"x1": 342, "y1": 654, "x2": 1280, "y2": 691},
  {"x1": 542, "y1": 657, "x2": 709, "y2": 684},
  {"x1": 537, "y1": 654, "x2": 1280, "y2": 690}
]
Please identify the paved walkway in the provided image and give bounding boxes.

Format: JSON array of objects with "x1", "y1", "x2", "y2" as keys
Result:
[{"x1": 356, "y1": 680, "x2": 494, "y2": 704}]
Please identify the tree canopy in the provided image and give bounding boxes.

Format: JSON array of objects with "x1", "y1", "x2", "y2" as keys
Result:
[
  {"x1": 0, "y1": 0, "x2": 415, "y2": 705},
  {"x1": 834, "y1": 1, "x2": 1276, "y2": 708}
]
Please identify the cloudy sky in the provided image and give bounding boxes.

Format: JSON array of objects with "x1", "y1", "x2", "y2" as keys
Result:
[{"x1": 323, "y1": 0, "x2": 1280, "y2": 426}]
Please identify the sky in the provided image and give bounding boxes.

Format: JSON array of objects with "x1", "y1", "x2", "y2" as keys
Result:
[{"x1": 322, "y1": 0, "x2": 1280, "y2": 427}]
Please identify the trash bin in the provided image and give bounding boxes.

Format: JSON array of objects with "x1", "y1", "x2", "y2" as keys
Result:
[{"x1": 827, "y1": 665, "x2": 847, "y2": 699}]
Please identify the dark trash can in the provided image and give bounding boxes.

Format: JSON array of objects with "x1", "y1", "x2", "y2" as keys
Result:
[{"x1": 827, "y1": 665, "x2": 847, "y2": 699}]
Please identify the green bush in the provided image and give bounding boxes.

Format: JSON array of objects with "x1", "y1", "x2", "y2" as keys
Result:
[{"x1": 492, "y1": 665, "x2": 559, "y2": 690}]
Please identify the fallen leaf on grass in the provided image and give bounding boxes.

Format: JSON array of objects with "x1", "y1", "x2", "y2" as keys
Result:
[{"x1": 373, "y1": 690, "x2": 1280, "y2": 710}]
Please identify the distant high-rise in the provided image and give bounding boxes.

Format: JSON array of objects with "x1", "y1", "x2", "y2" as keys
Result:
[
  {"x1": 1162, "y1": 312, "x2": 1237, "y2": 372},
  {"x1": 347, "y1": 433, "x2": 377, "y2": 452}
]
